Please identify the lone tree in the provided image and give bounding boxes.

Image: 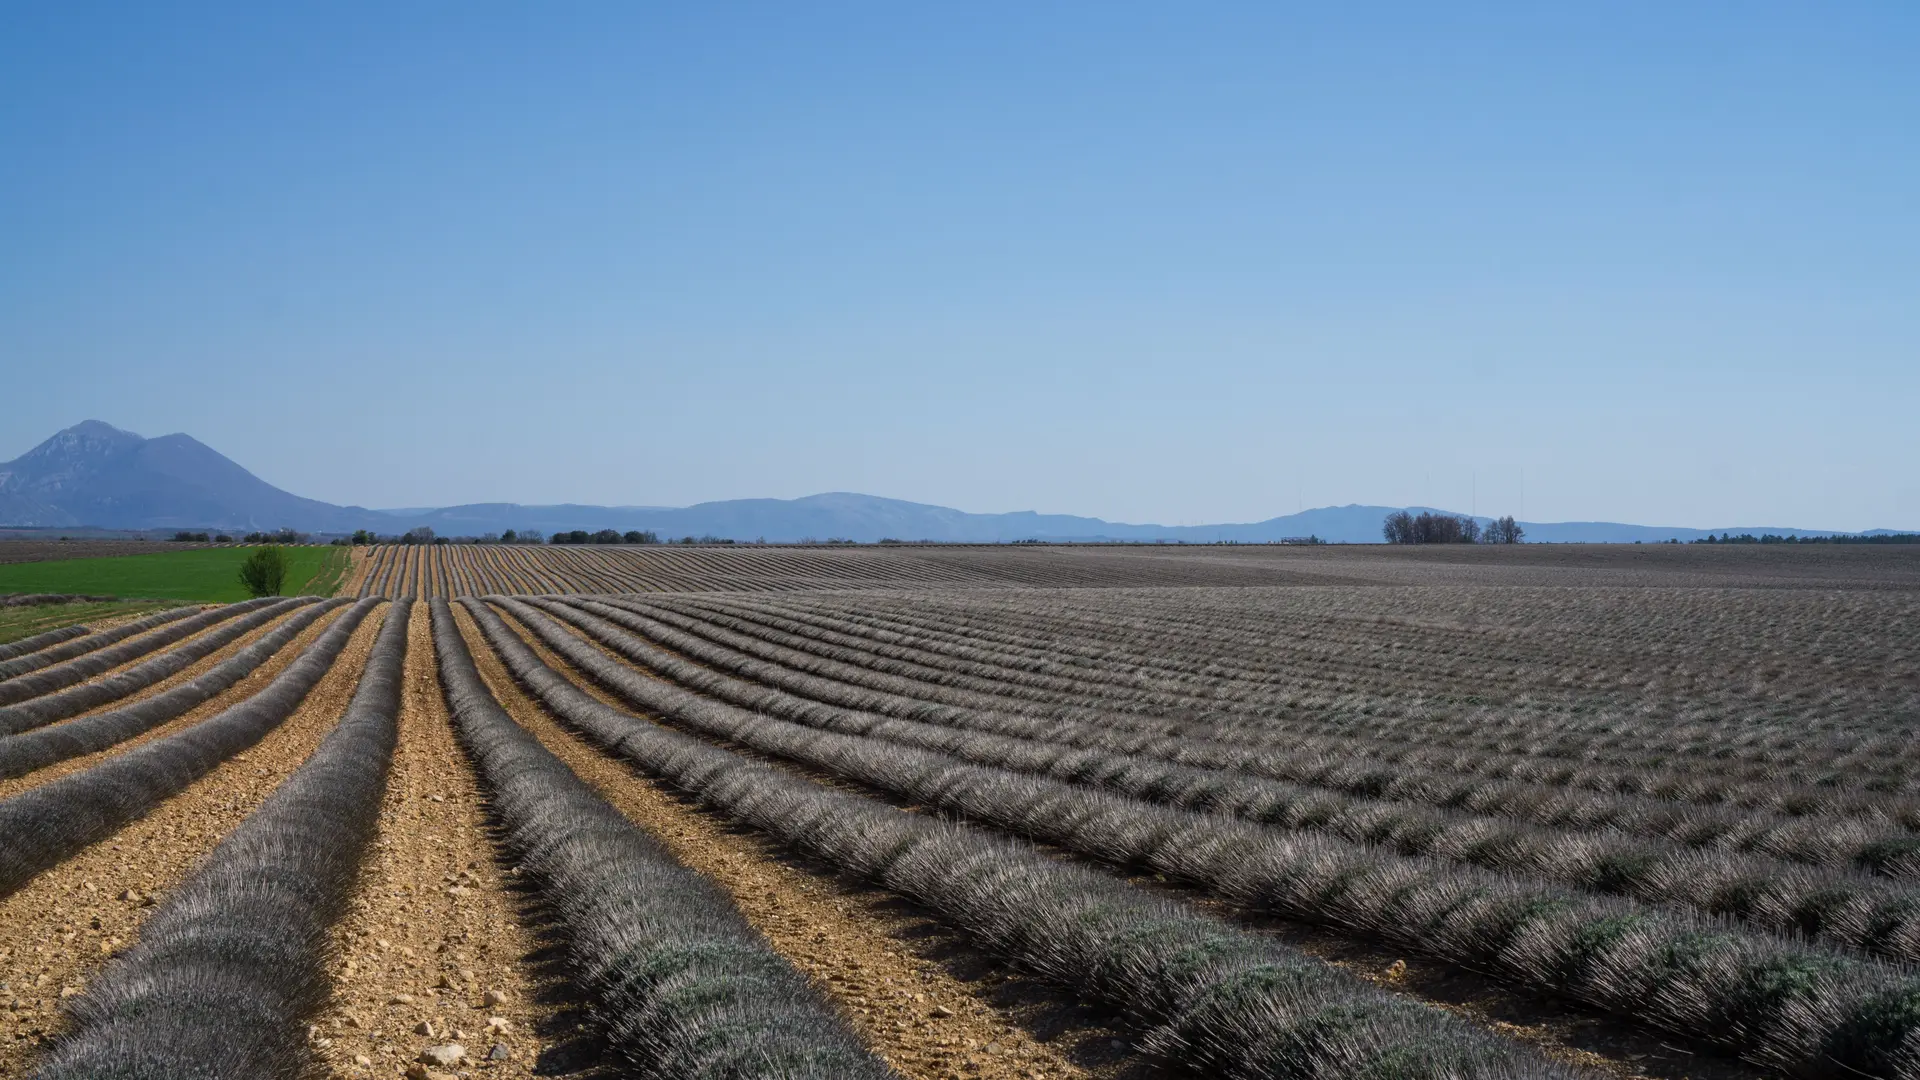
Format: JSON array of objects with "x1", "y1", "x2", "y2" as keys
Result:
[{"x1": 238, "y1": 546, "x2": 289, "y2": 597}]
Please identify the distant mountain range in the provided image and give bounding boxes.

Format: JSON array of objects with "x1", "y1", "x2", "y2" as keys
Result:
[
  {"x1": 0, "y1": 421, "x2": 1903, "y2": 544},
  {"x1": 0, "y1": 421, "x2": 383, "y2": 533}
]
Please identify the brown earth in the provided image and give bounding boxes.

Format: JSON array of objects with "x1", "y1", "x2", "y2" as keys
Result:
[
  {"x1": 311, "y1": 603, "x2": 545, "y2": 1078},
  {"x1": 0, "y1": 606, "x2": 387, "y2": 1077},
  {"x1": 457, "y1": 602, "x2": 1136, "y2": 1080},
  {"x1": 340, "y1": 546, "x2": 373, "y2": 599}
]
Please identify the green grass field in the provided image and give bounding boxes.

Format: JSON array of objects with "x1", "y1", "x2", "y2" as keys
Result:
[{"x1": 0, "y1": 546, "x2": 350, "y2": 603}]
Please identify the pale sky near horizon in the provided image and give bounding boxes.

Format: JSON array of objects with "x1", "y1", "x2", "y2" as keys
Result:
[{"x1": 3, "y1": 3, "x2": 1916, "y2": 531}]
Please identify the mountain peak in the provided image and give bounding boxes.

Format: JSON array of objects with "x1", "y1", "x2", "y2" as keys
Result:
[
  {"x1": 0, "y1": 421, "x2": 376, "y2": 531},
  {"x1": 15, "y1": 420, "x2": 144, "y2": 467},
  {"x1": 63, "y1": 419, "x2": 142, "y2": 441}
]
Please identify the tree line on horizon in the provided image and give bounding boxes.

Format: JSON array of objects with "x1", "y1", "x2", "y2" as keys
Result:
[
  {"x1": 347, "y1": 526, "x2": 740, "y2": 546},
  {"x1": 1382, "y1": 511, "x2": 1524, "y2": 544}
]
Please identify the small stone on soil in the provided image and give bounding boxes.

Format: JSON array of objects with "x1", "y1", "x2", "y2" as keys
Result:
[{"x1": 417, "y1": 1043, "x2": 466, "y2": 1066}]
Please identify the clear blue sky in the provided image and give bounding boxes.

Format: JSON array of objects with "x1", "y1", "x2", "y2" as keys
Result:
[{"x1": 3, "y1": 3, "x2": 1915, "y2": 530}]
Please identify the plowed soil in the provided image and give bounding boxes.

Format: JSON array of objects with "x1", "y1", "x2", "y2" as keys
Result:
[
  {"x1": 340, "y1": 547, "x2": 373, "y2": 599},
  {"x1": 312, "y1": 604, "x2": 545, "y2": 1078}
]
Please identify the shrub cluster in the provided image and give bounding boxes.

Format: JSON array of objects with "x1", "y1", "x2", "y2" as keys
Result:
[{"x1": 35, "y1": 599, "x2": 407, "y2": 1078}]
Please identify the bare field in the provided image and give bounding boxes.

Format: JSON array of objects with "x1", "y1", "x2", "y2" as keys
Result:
[{"x1": 0, "y1": 546, "x2": 1915, "y2": 1079}]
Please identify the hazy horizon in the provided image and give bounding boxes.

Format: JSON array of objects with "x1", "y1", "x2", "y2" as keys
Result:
[{"x1": 4, "y1": 5, "x2": 1916, "y2": 531}]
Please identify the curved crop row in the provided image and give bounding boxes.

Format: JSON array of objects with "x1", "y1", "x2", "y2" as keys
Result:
[
  {"x1": 431, "y1": 600, "x2": 895, "y2": 1078},
  {"x1": 0, "y1": 598, "x2": 384, "y2": 897},
  {"x1": 459, "y1": 597, "x2": 1583, "y2": 1080},
  {"x1": 0, "y1": 597, "x2": 318, "y2": 736},
  {"x1": 0, "y1": 598, "x2": 286, "y2": 708},
  {"x1": 0, "y1": 600, "x2": 351, "y2": 781},
  {"x1": 542, "y1": 598, "x2": 1920, "y2": 962},
  {"x1": 32, "y1": 598, "x2": 410, "y2": 1079},
  {"x1": 0, "y1": 624, "x2": 92, "y2": 663},
  {"x1": 0, "y1": 605, "x2": 203, "y2": 683},
  {"x1": 493, "y1": 598, "x2": 1920, "y2": 1080},
  {"x1": 609, "y1": 597, "x2": 1920, "y2": 870}
]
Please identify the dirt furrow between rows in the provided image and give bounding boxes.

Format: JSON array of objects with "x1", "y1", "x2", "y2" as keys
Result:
[
  {"x1": 313, "y1": 603, "x2": 545, "y2": 1078},
  {"x1": 342, "y1": 546, "x2": 373, "y2": 598},
  {"x1": 0, "y1": 605, "x2": 352, "y2": 801},
  {"x1": 456, "y1": 603, "x2": 1125, "y2": 1080},
  {"x1": 0, "y1": 606, "x2": 388, "y2": 1077}
]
